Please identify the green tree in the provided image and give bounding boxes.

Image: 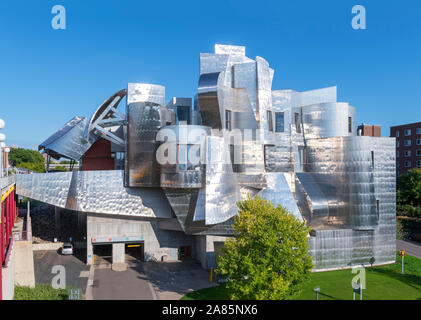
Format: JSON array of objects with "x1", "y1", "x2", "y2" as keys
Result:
[
  {"x1": 397, "y1": 169, "x2": 421, "y2": 207},
  {"x1": 216, "y1": 197, "x2": 313, "y2": 300},
  {"x1": 8, "y1": 148, "x2": 45, "y2": 173}
]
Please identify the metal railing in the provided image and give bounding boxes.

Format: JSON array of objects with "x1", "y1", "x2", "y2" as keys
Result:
[{"x1": 0, "y1": 174, "x2": 16, "y2": 191}]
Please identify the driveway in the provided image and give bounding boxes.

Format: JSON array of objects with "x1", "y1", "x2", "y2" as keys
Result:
[
  {"x1": 91, "y1": 263, "x2": 155, "y2": 300},
  {"x1": 143, "y1": 260, "x2": 216, "y2": 300},
  {"x1": 90, "y1": 260, "x2": 215, "y2": 300},
  {"x1": 33, "y1": 249, "x2": 90, "y2": 293},
  {"x1": 397, "y1": 239, "x2": 421, "y2": 259}
]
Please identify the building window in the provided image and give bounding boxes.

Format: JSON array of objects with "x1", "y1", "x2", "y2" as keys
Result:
[
  {"x1": 397, "y1": 140, "x2": 400, "y2": 147},
  {"x1": 267, "y1": 110, "x2": 273, "y2": 132},
  {"x1": 295, "y1": 112, "x2": 301, "y2": 133},
  {"x1": 417, "y1": 139, "x2": 421, "y2": 146},
  {"x1": 404, "y1": 150, "x2": 412, "y2": 157},
  {"x1": 225, "y1": 110, "x2": 232, "y2": 131},
  {"x1": 396, "y1": 131, "x2": 400, "y2": 137},
  {"x1": 275, "y1": 112, "x2": 284, "y2": 132},
  {"x1": 348, "y1": 117, "x2": 352, "y2": 133},
  {"x1": 371, "y1": 151, "x2": 374, "y2": 169},
  {"x1": 376, "y1": 199, "x2": 380, "y2": 219},
  {"x1": 417, "y1": 149, "x2": 421, "y2": 157},
  {"x1": 405, "y1": 129, "x2": 412, "y2": 136},
  {"x1": 404, "y1": 161, "x2": 411, "y2": 168},
  {"x1": 417, "y1": 160, "x2": 421, "y2": 168},
  {"x1": 404, "y1": 139, "x2": 412, "y2": 147},
  {"x1": 417, "y1": 128, "x2": 421, "y2": 134},
  {"x1": 397, "y1": 162, "x2": 400, "y2": 168},
  {"x1": 396, "y1": 151, "x2": 400, "y2": 158}
]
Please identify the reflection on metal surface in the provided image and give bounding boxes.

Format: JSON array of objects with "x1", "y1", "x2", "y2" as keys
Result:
[{"x1": 22, "y1": 43, "x2": 396, "y2": 270}]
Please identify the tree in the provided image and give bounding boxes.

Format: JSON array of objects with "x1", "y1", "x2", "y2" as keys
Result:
[
  {"x1": 397, "y1": 169, "x2": 421, "y2": 207},
  {"x1": 216, "y1": 197, "x2": 313, "y2": 300},
  {"x1": 8, "y1": 148, "x2": 45, "y2": 173}
]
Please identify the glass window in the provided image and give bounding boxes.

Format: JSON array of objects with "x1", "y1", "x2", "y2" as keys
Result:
[
  {"x1": 417, "y1": 128, "x2": 421, "y2": 134},
  {"x1": 405, "y1": 129, "x2": 412, "y2": 136},
  {"x1": 396, "y1": 131, "x2": 400, "y2": 137},
  {"x1": 225, "y1": 110, "x2": 232, "y2": 131},
  {"x1": 404, "y1": 140, "x2": 412, "y2": 147},
  {"x1": 348, "y1": 117, "x2": 352, "y2": 133},
  {"x1": 397, "y1": 140, "x2": 400, "y2": 147},
  {"x1": 417, "y1": 149, "x2": 421, "y2": 157},
  {"x1": 417, "y1": 160, "x2": 421, "y2": 168},
  {"x1": 404, "y1": 150, "x2": 411, "y2": 157},
  {"x1": 275, "y1": 112, "x2": 285, "y2": 132},
  {"x1": 295, "y1": 112, "x2": 301, "y2": 133},
  {"x1": 405, "y1": 161, "x2": 411, "y2": 168},
  {"x1": 176, "y1": 106, "x2": 191, "y2": 124},
  {"x1": 417, "y1": 139, "x2": 421, "y2": 145},
  {"x1": 267, "y1": 110, "x2": 273, "y2": 132},
  {"x1": 396, "y1": 151, "x2": 400, "y2": 158}
]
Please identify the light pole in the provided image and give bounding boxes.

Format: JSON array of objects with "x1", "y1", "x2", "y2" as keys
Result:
[
  {"x1": 4, "y1": 147, "x2": 10, "y2": 176},
  {"x1": 0, "y1": 118, "x2": 5, "y2": 178},
  {"x1": 314, "y1": 286, "x2": 320, "y2": 300}
]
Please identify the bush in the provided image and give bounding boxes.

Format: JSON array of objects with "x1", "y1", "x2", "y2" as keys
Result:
[
  {"x1": 397, "y1": 204, "x2": 421, "y2": 218},
  {"x1": 14, "y1": 285, "x2": 70, "y2": 300}
]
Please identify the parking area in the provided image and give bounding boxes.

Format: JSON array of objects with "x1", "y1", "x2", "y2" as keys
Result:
[
  {"x1": 90, "y1": 260, "x2": 215, "y2": 300},
  {"x1": 33, "y1": 249, "x2": 90, "y2": 293}
]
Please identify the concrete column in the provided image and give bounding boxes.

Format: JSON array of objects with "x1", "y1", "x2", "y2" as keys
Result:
[
  {"x1": 111, "y1": 243, "x2": 126, "y2": 271},
  {"x1": 55, "y1": 207, "x2": 61, "y2": 231}
]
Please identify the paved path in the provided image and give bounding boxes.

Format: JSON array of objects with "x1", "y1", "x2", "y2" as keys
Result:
[
  {"x1": 397, "y1": 239, "x2": 421, "y2": 259},
  {"x1": 91, "y1": 263, "x2": 155, "y2": 300},
  {"x1": 142, "y1": 261, "x2": 216, "y2": 300},
  {"x1": 33, "y1": 250, "x2": 89, "y2": 293}
]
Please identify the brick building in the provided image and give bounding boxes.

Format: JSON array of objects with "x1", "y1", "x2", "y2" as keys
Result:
[
  {"x1": 390, "y1": 121, "x2": 421, "y2": 176},
  {"x1": 357, "y1": 124, "x2": 381, "y2": 137}
]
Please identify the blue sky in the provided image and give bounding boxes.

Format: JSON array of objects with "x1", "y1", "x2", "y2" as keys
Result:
[{"x1": 0, "y1": 0, "x2": 420, "y2": 148}]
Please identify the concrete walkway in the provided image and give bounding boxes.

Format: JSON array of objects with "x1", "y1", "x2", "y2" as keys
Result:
[
  {"x1": 397, "y1": 239, "x2": 421, "y2": 259},
  {"x1": 91, "y1": 263, "x2": 155, "y2": 300}
]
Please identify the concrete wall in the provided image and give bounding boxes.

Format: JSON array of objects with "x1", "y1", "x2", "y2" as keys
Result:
[
  {"x1": 86, "y1": 213, "x2": 196, "y2": 265},
  {"x1": 2, "y1": 242, "x2": 15, "y2": 300},
  {"x1": 14, "y1": 241, "x2": 35, "y2": 288},
  {"x1": 196, "y1": 235, "x2": 227, "y2": 270}
]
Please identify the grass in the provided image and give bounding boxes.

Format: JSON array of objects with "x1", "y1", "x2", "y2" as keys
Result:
[
  {"x1": 14, "y1": 284, "x2": 82, "y2": 300},
  {"x1": 182, "y1": 252, "x2": 421, "y2": 300}
]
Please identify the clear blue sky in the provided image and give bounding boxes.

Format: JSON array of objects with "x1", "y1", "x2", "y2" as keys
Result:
[{"x1": 0, "y1": 0, "x2": 420, "y2": 148}]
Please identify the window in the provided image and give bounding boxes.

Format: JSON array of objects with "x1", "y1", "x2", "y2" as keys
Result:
[
  {"x1": 267, "y1": 110, "x2": 273, "y2": 132},
  {"x1": 275, "y1": 112, "x2": 285, "y2": 132},
  {"x1": 417, "y1": 139, "x2": 421, "y2": 146},
  {"x1": 404, "y1": 140, "x2": 412, "y2": 147},
  {"x1": 404, "y1": 150, "x2": 412, "y2": 157},
  {"x1": 397, "y1": 162, "x2": 400, "y2": 168},
  {"x1": 376, "y1": 200, "x2": 380, "y2": 219},
  {"x1": 295, "y1": 112, "x2": 301, "y2": 133},
  {"x1": 404, "y1": 161, "x2": 411, "y2": 168},
  {"x1": 417, "y1": 128, "x2": 421, "y2": 134},
  {"x1": 225, "y1": 110, "x2": 232, "y2": 131},
  {"x1": 348, "y1": 117, "x2": 352, "y2": 133},
  {"x1": 176, "y1": 106, "x2": 191, "y2": 124},
  {"x1": 397, "y1": 140, "x2": 400, "y2": 147},
  {"x1": 417, "y1": 160, "x2": 421, "y2": 168},
  {"x1": 396, "y1": 151, "x2": 400, "y2": 158},
  {"x1": 396, "y1": 131, "x2": 400, "y2": 137},
  {"x1": 371, "y1": 151, "x2": 374, "y2": 169},
  {"x1": 417, "y1": 150, "x2": 421, "y2": 157},
  {"x1": 405, "y1": 129, "x2": 412, "y2": 136}
]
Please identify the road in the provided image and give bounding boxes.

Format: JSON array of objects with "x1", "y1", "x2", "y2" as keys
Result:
[
  {"x1": 91, "y1": 263, "x2": 155, "y2": 300},
  {"x1": 33, "y1": 250, "x2": 90, "y2": 293},
  {"x1": 396, "y1": 239, "x2": 421, "y2": 259},
  {"x1": 90, "y1": 260, "x2": 215, "y2": 300}
]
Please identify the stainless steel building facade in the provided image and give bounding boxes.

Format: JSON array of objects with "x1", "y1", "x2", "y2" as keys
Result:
[{"x1": 16, "y1": 44, "x2": 396, "y2": 270}]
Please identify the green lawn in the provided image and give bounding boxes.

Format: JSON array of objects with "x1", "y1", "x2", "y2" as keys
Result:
[
  {"x1": 182, "y1": 252, "x2": 421, "y2": 300},
  {"x1": 14, "y1": 284, "x2": 82, "y2": 300}
]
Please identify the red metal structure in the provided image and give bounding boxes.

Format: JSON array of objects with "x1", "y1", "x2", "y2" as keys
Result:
[{"x1": 0, "y1": 184, "x2": 17, "y2": 300}]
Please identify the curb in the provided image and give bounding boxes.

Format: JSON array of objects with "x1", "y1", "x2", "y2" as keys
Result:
[{"x1": 85, "y1": 264, "x2": 95, "y2": 300}]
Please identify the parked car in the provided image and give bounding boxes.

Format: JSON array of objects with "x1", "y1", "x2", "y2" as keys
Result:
[
  {"x1": 61, "y1": 242, "x2": 74, "y2": 255},
  {"x1": 407, "y1": 233, "x2": 421, "y2": 243}
]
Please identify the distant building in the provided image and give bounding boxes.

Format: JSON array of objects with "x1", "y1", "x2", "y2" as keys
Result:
[
  {"x1": 358, "y1": 124, "x2": 381, "y2": 137},
  {"x1": 390, "y1": 121, "x2": 421, "y2": 176}
]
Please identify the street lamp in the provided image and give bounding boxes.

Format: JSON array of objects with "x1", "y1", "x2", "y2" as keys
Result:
[
  {"x1": 314, "y1": 286, "x2": 320, "y2": 300},
  {"x1": 0, "y1": 118, "x2": 5, "y2": 178},
  {"x1": 4, "y1": 147, "x2": 10, "y2": 176}
]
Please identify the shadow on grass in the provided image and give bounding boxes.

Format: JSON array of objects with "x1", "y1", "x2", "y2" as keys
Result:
[{"x1": 369, "y1": 267, "x2": 421, "y2": 293}]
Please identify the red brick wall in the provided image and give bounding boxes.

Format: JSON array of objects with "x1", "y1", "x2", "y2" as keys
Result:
[{"x1": 81, "y1": 139, "x2": 115, "y2": 171}]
